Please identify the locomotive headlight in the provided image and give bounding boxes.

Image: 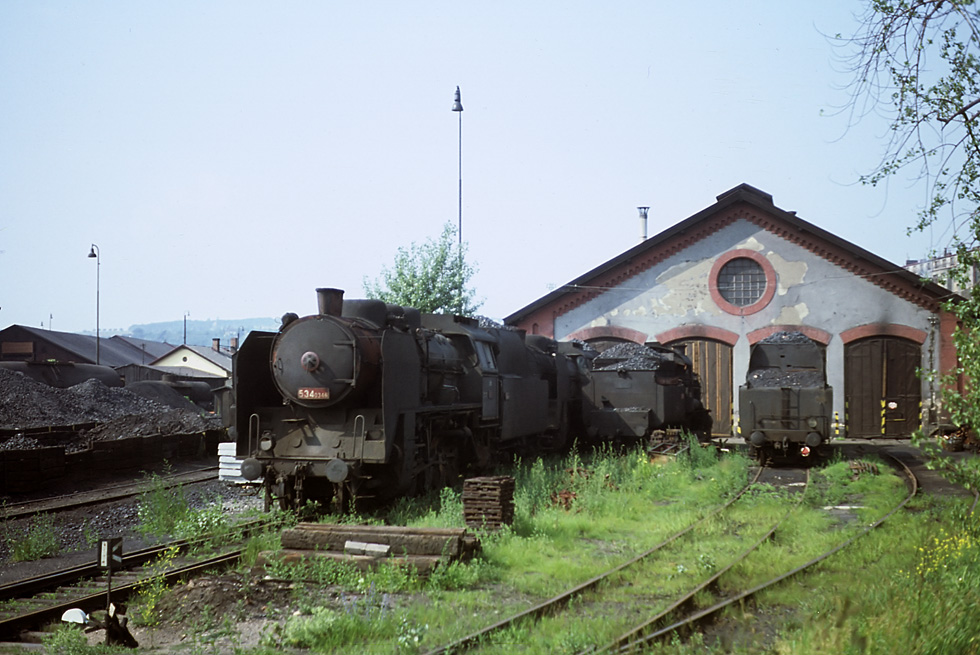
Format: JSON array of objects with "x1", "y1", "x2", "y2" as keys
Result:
[
  {"x1": 807, "y1": 417, "x2": 818, "y2": 429},
  {"x1": 300, "y1": 351, "x2": 320, "y2": 372},
  {"x1": 260, "y1": 436, "x2": 275, "y2": 451}
]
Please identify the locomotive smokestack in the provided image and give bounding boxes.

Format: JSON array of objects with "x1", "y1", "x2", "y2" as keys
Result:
[
  {"x1": 638, "y1": 206, "x2": 649, "y2": 241},
  {"x1": 316, "y1": 288, "x2": 345, "y2": 316}
]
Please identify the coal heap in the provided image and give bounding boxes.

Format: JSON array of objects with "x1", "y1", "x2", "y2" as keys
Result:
[
  {"x1": 0, "y1": 367, "x2": 219, "y2": 443},
  {"x1": 759, "y1": 330, "x2": 814, "y2": 345},
  {"x1": 593, "y1": 343, "x2": 672, "y2": 371}
]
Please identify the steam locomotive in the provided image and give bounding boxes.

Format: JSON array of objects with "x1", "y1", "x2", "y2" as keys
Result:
[
  {"x1": 228, "y1": 288, "x2": 709, "y2": 511},
  {"x1": 738, "y1": 331, "x2": 833, "y2": 461},
  {"x1": 581, "y1": 342, "x2": 711, "y2": 442}
]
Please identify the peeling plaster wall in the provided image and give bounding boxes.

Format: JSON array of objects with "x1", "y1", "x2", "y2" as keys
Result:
[{"x1": 556, "y1": 219, "x2": 937, "y2": 431}]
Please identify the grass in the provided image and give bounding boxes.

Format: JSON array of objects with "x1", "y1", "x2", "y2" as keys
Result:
[
  {"x1": 6, "y1": 512, "x2": 60, "y2": 561},
  {"x1": 127, "y1": 439, "x2": 980, "y2": 654}
]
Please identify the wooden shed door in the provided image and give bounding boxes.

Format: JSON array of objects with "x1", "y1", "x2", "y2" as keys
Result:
[
  {"x1": 844, "y1": 338, "x2": 921, "y2": 437},
  {"x1": 667, "y1": 338, "x2": 733, "y2": 437}
]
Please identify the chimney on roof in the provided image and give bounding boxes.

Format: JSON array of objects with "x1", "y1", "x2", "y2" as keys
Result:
[
  {"x1": 212, "y1": 338, "x2": 220, "y2": 352},
  {"x1": 230, "y1": 336, "x2": 238, "y2": 354},
  {"x1": 637, "y1": 206, "x2": 650, "y2": 241}
]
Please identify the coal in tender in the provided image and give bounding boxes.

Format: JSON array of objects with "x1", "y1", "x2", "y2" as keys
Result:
[
  {"x1": 759, "y1": 330, "x2": 814, "y2": 345},
  {"x1": 593, "y1": 343, "x2": 672, "y2": 371}
]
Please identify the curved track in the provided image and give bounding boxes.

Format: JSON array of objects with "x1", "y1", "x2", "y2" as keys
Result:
[
  {"x1": 423, "y1": 453, "x2": 920, "y2": 655},
  {"x1": 421, "y1": 464, "x2": 770, "y2": 655},
  {"x1": 593, "y1": 450, "x2": 918, "y2": 653}
]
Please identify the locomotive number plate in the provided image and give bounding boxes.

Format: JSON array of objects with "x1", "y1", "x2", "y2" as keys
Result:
[{"x1": 298, "y1": 387, "x2": 330, "y2": 400}]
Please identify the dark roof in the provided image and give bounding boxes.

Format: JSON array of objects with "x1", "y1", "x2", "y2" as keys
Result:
[
  {"x1": 2, "y1": 326, "x2": 175, "y2": 368},
  {"x1": 505, "y1": 183, "x2": 955, "y2": 324},
  {"x1": 110, "y1": 335, "x2": 174, "y2": 361}
]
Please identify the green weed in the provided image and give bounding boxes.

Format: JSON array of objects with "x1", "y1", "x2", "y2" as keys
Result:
[{"x1": 8, "y1": 512, "x2": 60, "y2": 561}]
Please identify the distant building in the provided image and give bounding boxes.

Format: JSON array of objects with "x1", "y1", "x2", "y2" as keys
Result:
[
  {"x1": 149, "y1": 338, "x2": 234, "y2": 379},
  {"x1": 904, "y1": 249, "x2": 979, "y2": 297},
  {"x1": 0, "y1": 326, "x2": 173, "y2": 367},
  {"x1": 0, "y1": 326, "x2": 234, "y2": 388}
]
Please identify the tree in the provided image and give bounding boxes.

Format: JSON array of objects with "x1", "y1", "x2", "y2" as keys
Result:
[
  {"x1": 841, "y1": 0, "x2": 980, "y2": 484},
  {"x1": 842, "y1": 0, "x2": 980, "y2": 237},
  {"x1": 363, "y1": 222, "x2": 481, "y2": 315}
]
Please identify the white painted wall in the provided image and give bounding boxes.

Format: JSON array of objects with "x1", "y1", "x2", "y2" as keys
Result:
[{"x1": 556, "y1": 219, "x2": 939, "y2": 430}]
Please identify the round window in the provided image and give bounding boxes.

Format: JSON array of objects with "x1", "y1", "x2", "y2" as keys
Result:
[{"x1": 716, "y1": 257, "x2": 766, "y2": 306}]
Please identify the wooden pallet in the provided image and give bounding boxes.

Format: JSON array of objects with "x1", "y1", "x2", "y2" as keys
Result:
[{"x1": 462, "y1": 476, "x2": 515, "y2": 530}]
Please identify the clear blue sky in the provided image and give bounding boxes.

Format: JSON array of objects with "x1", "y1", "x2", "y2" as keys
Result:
[{"x1": 0, "y1": 1, "x2": 947, "y2": 334}]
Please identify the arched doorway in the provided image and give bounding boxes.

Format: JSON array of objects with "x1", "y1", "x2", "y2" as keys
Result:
[{"x1": 844, "y1": 337, "x2": 921, "y2": 437}]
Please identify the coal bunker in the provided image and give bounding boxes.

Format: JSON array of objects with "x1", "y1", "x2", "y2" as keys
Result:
[{"x1": 0, "y1": 367, "x2": 220, "y2": 448}]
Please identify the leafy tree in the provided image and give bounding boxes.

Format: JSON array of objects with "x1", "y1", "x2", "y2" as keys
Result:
[
  {"x1": 364, "y1": 222, "x2": 481, "y2": 315},
  {"x1": 840, "y1": 1, "x2": 980, "y2": 484},
  {"x1": 841, "y1": 0, "x2": 980, "y2": 237}
]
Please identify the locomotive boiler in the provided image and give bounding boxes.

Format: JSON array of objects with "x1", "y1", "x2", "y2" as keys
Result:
[
  {"x1": 738, "y1": 331, "x2": 833, "y2": 461},
  {"x1": 229, "y1": 288, "x2": 587, "y2": 511}
]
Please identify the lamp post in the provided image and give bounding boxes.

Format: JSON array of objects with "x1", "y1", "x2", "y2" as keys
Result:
[
  {"x1": 452, "y1": 86, "x2": 464, "y2": 314},
  {"x1": 87, "y1": 244, "x2": 100, "y2": 365},
  {"x1": 452, "y1": 86, "x2": 463, "y2": 246}
]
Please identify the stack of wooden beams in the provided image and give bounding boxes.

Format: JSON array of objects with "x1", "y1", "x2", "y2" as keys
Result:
[
  {"x1": 462, "y1": 475, "x2": 515, "y2": 530},
  {"x1": 258, "y1": 523, "x2": 481, "y2": 573}
]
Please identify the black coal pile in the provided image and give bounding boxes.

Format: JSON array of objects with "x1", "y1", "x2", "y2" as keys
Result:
[
  {"x1": 593, "y1": 343, "x2": 671, "y2": 371},
  {"x1": 476, "y1": 316, "x2": 519, "y2": 331},
  {"x1": 759, "y1": 330, "x2": 814, "y2": 345},
  {"x1": 0, "y1": 367, "x2": 219, "y2": 441}
]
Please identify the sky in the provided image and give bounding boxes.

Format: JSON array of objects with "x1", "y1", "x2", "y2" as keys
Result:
[{"x1": 0, "y1": 1, "x2": 954, "y2": 334}]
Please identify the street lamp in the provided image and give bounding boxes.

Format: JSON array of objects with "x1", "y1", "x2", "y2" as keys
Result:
[
  {"x1": 87, "y1": 244, "x2": 100, "y2": 365},
  {"x1": 452, "y1": 86, "x2": 464, "y2": 314},
  {"x1": 452, "y1": 85, "x2": 463, "y2": 246}
]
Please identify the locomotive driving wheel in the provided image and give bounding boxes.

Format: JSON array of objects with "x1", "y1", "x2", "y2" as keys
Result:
[{"x1": 415, "y1": 429, "x2": 461, "y2": 492}]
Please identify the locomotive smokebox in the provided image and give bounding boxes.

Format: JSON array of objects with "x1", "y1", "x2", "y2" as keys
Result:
[{"x1": 316, "y1": 288, "x2": 345, "y2": 317}]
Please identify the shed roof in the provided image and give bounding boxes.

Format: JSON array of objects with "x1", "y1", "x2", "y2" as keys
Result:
[
  {"x1": 505, "y1": 183, "x2": 955, "y2": 326},
  {"x1": 1, "y1": 326, "x2": 175, "y2": 368}
]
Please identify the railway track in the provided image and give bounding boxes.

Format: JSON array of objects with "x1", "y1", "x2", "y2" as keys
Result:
[
  {"x1": 0, "y1": 466, "x2": 219, "y2": 521},
  {"x1": 587, "y1": 450, "x2": 918, "y2": 653},
  {"x1": 422, "y1": 455, "x2": 914, "y2": 655},
  {"x1": 420, "y1": 464, "x2": 771, "y2": 655},
  {"x1": 0, "y1": 519, "x2": 268, "y2": 642}
]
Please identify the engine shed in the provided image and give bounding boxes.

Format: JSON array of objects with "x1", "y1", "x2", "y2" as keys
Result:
[{"x1": 505, "y1": 183, "x2": 959, "y2": 440}]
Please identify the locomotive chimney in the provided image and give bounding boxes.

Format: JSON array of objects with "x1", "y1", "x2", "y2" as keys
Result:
[
  {"x1": 638, "y1": 206, "x2": 649, "y2": 241},
  {"x1": 316, "y1": 288, "x2": 345, "y2": 316}
]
